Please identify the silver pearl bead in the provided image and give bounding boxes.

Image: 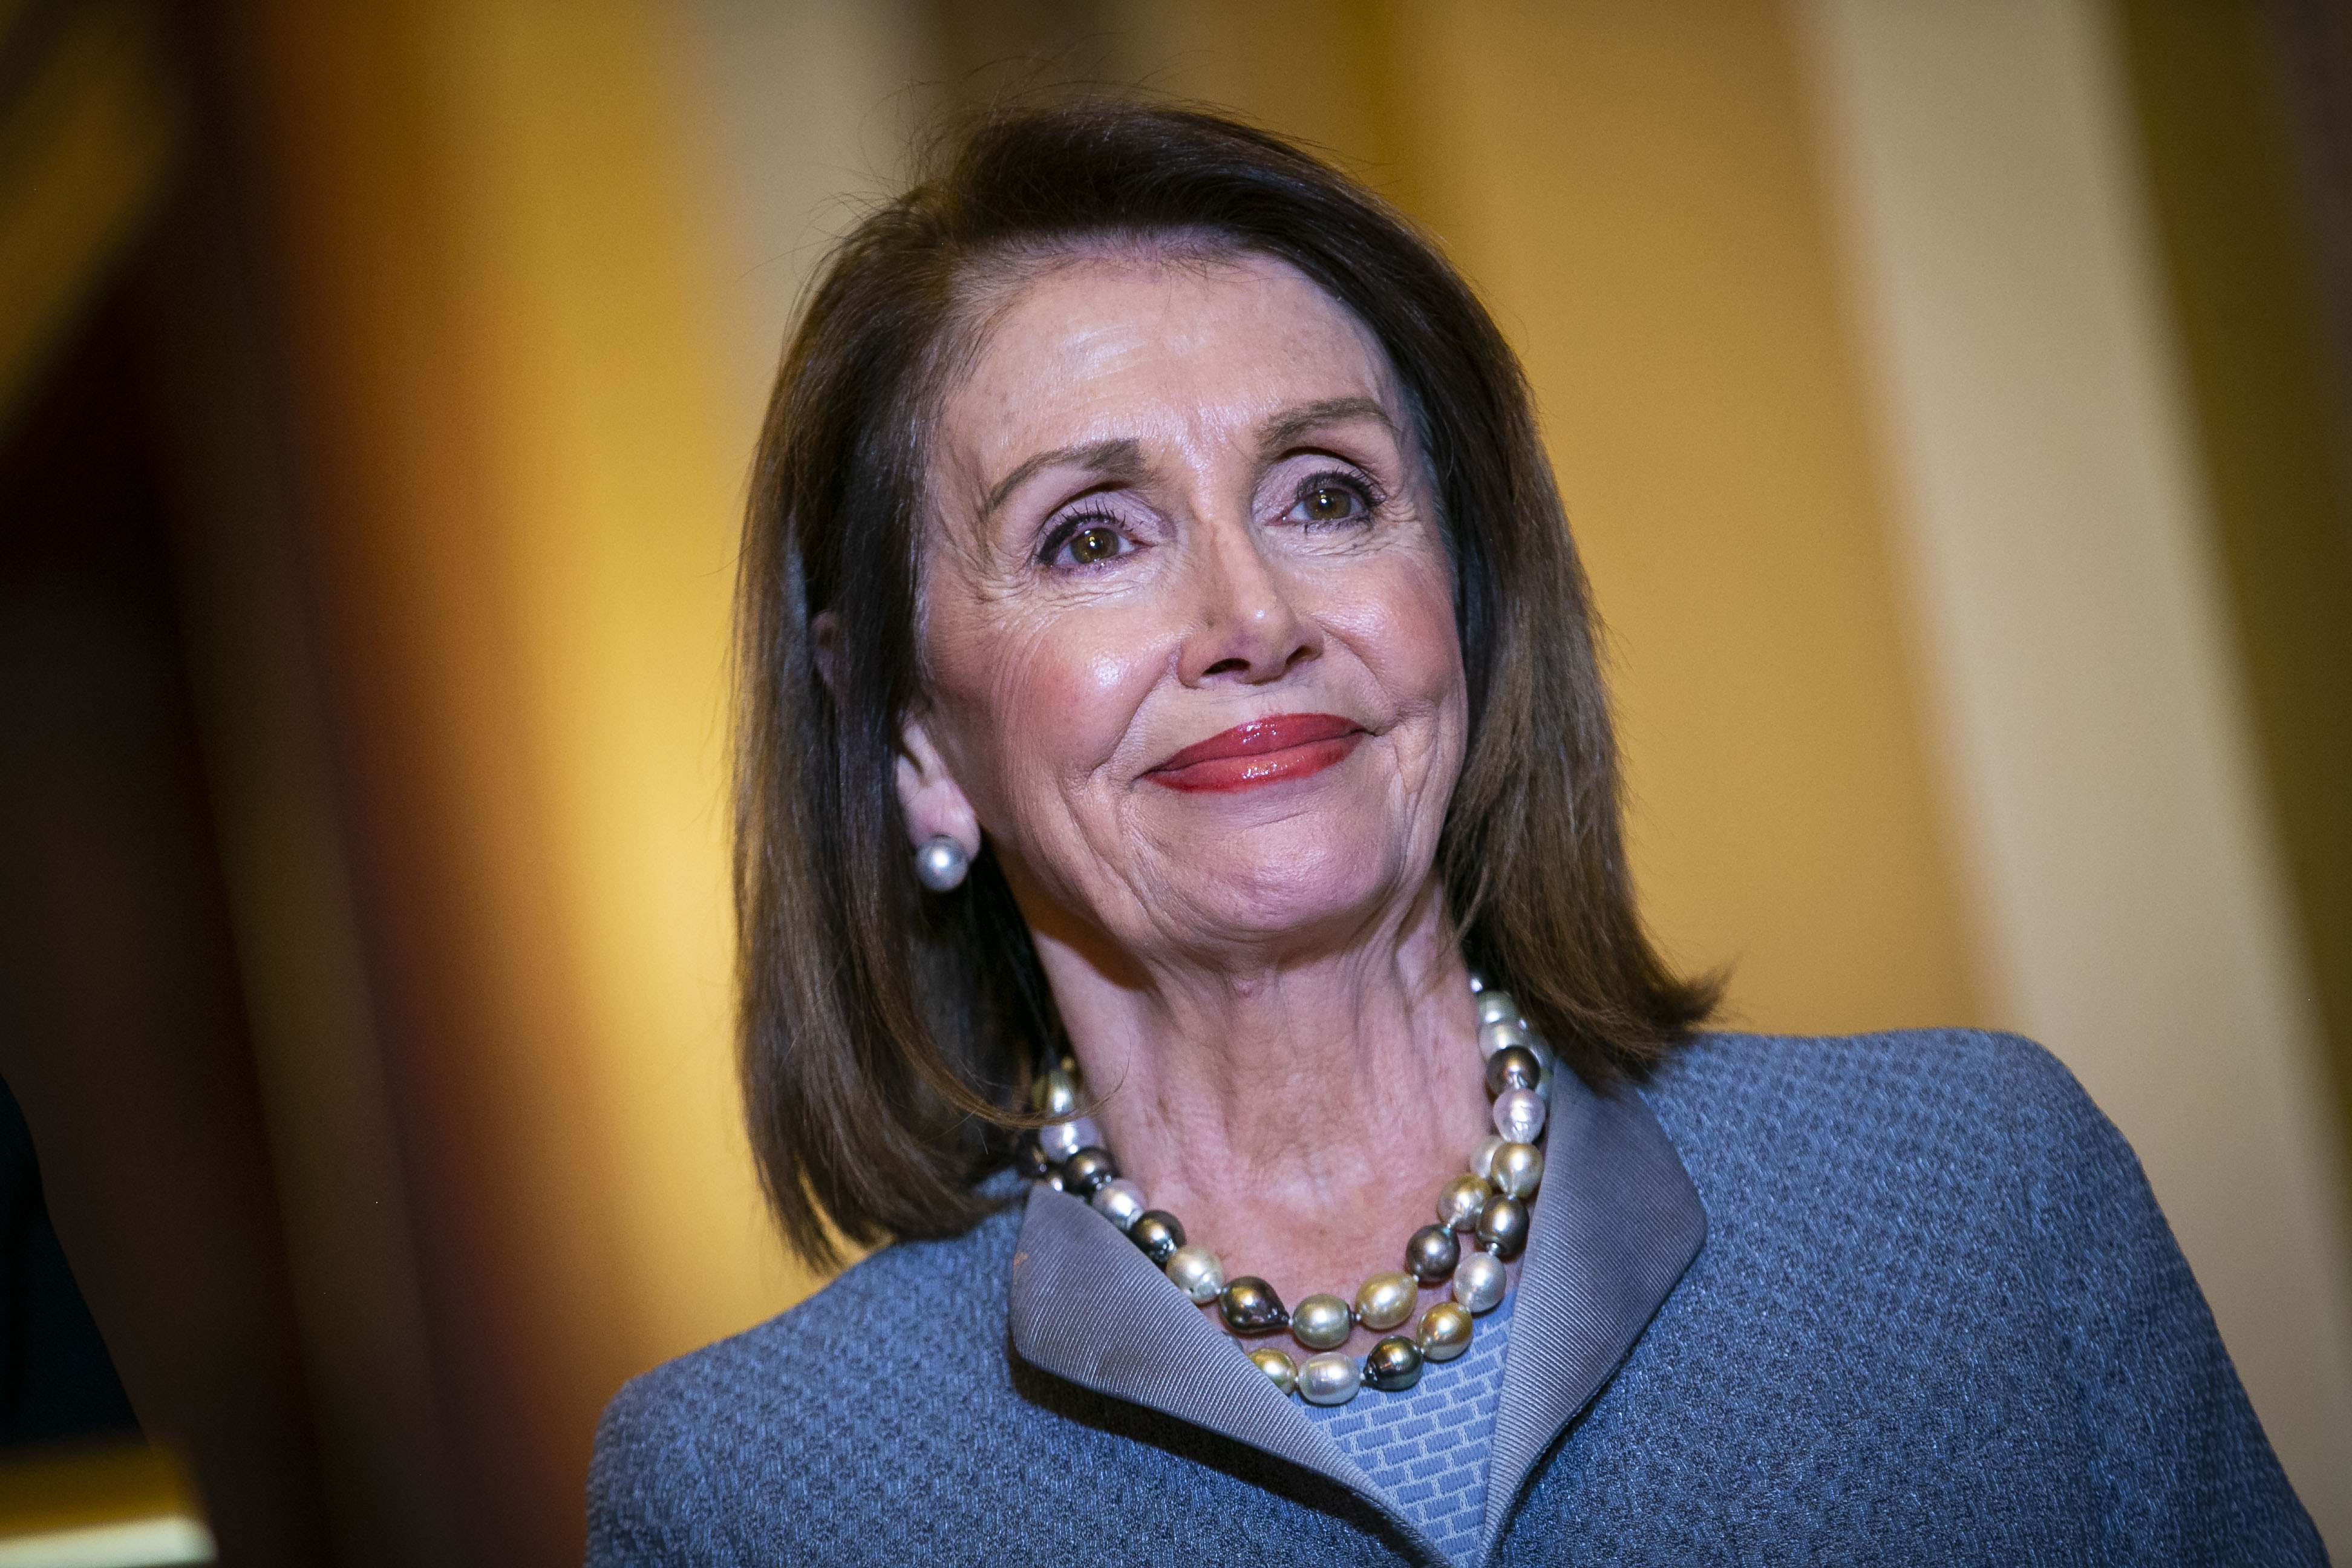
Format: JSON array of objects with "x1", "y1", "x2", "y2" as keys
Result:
[
  {"x1": 1297, "y1": 1351, "x2": 1362, "y2": 1406},
  {"x1": 1467, "y1": 971, "x2": 1485, "y2": 993},
  {"x1": 1220, "y1": 1276, "x2": 1289, "y2": 1335},
  {"x1": 1478, "y1": 1019, "x2": 1530, "y2": 1057},
  {"x1": 1059, "y1": 1146, "x2": 1116, "y2": 1198},
  {"x1": 1436, "y1": 1172, "x2": 1490, "y2": 1232},
  {"x1": 1453, "y1": 1250, "x2": 1506, "y2": 1313},
  {"x1": 1014, "y1": 1134, "x2": 1053, "y2": 1181},
  {"x1": 1491, "y1": 1140, "x2": 1544, "y2": 1200},
  {"x1": 1249, "y1": 1347, "x2": 1298, "y2": 1396},
  {"x1": 1493, "y1": 1086, "x2": 1546, "y2": 1145},
  {"x1": 913, "y1": 835, "x2": 969, "y2": 892},
  {"x1": 1166, "y1": 1244, "x2": 1224, "y2": 1304},
  {"x1": 1405, "y1": 1224, "x2": 1461, "y2": 1283},
  {"x1": 1128, "y1": 1210, "x2": 1184, "y2": 1265},
  {"x1": 1036, "y1": 1116, "x2": 1100, "y2": 1163},
  {"x1": 1478, "y1": 1194, "x2": 1530, "y2": 1259},
  {"x1": 1290, "y1": 1293, "x2": 1353, "y2": 1351},
  {"x1": 1089, "y1": 1178, "x2": 1146, "y2": 1230},
  {"x1": 1470, "y1": 1134, "x2": 1505, "y2": 1181},
  {"x1": 1364, "y1": 1334, "x2": 1425, "y2": 1393},
  {"x1": 1419, "y1": 1301, "x2": 1474, "y2": 1362},
  {"x1": 1484, "y1": 1045, "x2": 1544, "y2": 1097},
  {"x1": 1354, "y1": 1271, "x2": 1417, "y2": 1332},
  {"x1": 1475, "y1": 990, "x2": 1518, "y2": 1028}
]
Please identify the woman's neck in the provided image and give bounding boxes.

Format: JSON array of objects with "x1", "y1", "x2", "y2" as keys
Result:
[{"x1": 1031, "y1": 880, "x2": 1491, "y2": 1340}]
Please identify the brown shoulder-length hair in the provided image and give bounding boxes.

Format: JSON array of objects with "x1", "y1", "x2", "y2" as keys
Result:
[{"x1": 737, "y1": 100, "x2": 1716, "y2": 1271}]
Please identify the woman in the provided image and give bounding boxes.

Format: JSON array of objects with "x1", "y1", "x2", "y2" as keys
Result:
[{"x1": 589, "y1": 104, "x2": 2319, "y2": 1564}]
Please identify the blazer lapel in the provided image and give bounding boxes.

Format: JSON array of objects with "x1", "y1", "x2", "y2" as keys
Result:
[
  {"x1": 1007, "y1": 1185, "x2": 1446, "y2": 1560},
  {"x1": 1479, "y1": 1074, "x2": 1707, "y2": 1550}
]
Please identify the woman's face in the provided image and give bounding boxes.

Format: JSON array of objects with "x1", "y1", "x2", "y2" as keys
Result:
[{"x1": 906, "y1": 250, "x2": 1468, "y2": 969}]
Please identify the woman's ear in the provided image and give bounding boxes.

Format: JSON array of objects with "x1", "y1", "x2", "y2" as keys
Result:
[{"x1": 896, "y1": 711, "x2": 980, "y2": 858}]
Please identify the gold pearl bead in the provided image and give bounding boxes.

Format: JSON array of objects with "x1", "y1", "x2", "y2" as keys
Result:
[
  {"x1": 1291, "y1": 1293, "x2": 1353, "y2": 1351},
  {"x1": 1030, "y1": 1067, "x2": 1079, "y2": 1118},
  {"x1": 1419, "y1": 1301, "x2": 1474, "y2": 1362},
  {"x1": 1492, "y1": 1140, "x2": 1544, "y2": 1199},
  {"x1": 1249, "y1": 1346, "x2": 1299, "y2": 1395},
  {"x1": 1166, "y1": 1244, "x2": 1224, "y2": 1304},
  {"x1": 1471, "y1": 1134, "x2": 1505, "y2": 1180},
  {"x1": 1354, "y1": 1270, "x2": 1417, "y2": 1331},
  {"x1": 1437, "y1": 1172, "x2": 1491, "y2": 1232}
]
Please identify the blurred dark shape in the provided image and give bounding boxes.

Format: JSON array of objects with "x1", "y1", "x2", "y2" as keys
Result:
[
  {"x1": 0, "y1": 271, "x2": 332, "y2": 1563},
  {"x1": 0, "y1": 1076, "x2": 137, "y2": 1446},
  {"x1": 2117, "y1": 0, "x2": 2352, "y2": 1175},
  {"x1": 2, "y1": 0, "x2": 468, "y2": 1555},
  {"x1": 2256, "y1": 0, "x2": 2352, "y2": 502}
]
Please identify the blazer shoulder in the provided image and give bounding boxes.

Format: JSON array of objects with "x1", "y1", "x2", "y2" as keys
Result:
[
  {"x1": 1652, "y1": 1024, "x2": 2086, "y2": 1114},
  {"x1": 588, "y1": 1194, "x2": 1030, "y2": 1561},
  {"x1": 1642, "y1": 1025, "x2": 2117, "y2": 1181},
  {"x1": 606, "y1": 1195, "x2": 1022, "y2": 1429},
  {"x1": 590, "y1": 1195, "x2": 1024, "y2": 1554}
]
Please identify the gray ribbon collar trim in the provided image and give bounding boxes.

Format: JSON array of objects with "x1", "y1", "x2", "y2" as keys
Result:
[
  {"x1": 1478, "y1": 1074, "x2": 1706, "y2": 1550},
  {"x1": 1006, "y1": 1183, "x2": 1442, "y2": 1553},
  {"x1": 1005, "y1": 1074, "x2": 1705, "y2": 1564}
]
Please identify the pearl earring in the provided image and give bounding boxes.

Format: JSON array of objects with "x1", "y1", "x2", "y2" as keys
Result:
[{"x1": 914, "y1": 836, "x2": 969, "y2": 892}]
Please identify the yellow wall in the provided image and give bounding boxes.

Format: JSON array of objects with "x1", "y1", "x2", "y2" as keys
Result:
[
  {"x1": 1800, "y1": 0, "x2": 2352, "y2": 1529},
  {"x1": 227, "y1": 2, "x2": 809, "y2": 1552},
  {"x1": 254, "y1": 0, "x2": 803, "y2": 1385},
  {"x1": 405, "y1": 0, "x2": 805, "y2": 1377}
]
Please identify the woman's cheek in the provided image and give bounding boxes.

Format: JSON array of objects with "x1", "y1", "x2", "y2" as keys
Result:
[
  {"x1": 966, "y1": 609, "x2": 1160, "y2": 815},
  {"x1": 1334, "y1": 555, "x2": 1463, "y2": 712},
  {"x1": 923, "y1": 612, "x2": 1036, "y2": 825},
  {"x1": 1043, "y1": 615, "x2": 1164, "y2": 765}
]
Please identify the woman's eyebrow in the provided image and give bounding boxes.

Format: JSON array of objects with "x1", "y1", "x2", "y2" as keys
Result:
[
  {"x1": 1258, "y1": 396, "x2": 1399, "y2": 454},
  {"x1": 979, "y1": 438, "x2": 1144, "y2": 523}
]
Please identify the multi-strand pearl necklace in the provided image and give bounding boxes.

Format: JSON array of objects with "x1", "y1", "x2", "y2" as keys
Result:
[{"x1": 1018, "y1": 975, "x2": 1551, "y2": 1407}]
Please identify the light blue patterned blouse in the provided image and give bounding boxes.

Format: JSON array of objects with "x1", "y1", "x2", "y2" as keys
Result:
[{"x1": 1298, "y1": 1293, "x2": 1515, "y2": 1566}]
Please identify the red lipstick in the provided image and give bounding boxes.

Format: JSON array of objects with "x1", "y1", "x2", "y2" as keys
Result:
[{"x1": 1145, "y1": 713, "x2": 1367, "y2": 794}]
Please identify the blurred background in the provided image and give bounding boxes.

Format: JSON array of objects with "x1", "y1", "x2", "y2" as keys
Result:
[{"x1": 0, "y1": 0, "x2": 2346, "y2": 1561}]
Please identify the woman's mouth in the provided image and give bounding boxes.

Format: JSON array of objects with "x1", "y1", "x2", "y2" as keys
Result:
[{"x1": 1143, "y1": 713, "x2": 1367, "y2": 794}]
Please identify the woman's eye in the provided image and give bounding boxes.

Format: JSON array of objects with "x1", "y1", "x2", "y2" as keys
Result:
[
  {"x1": 1050, "y1": 522, "x2": 1131, "y2": 567},
  {"x1": 1287, "y1": 480, "x2": 1370, "y2": 527}
]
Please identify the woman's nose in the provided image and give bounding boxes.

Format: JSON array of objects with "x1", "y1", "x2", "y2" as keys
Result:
[{"x1": 1175, "y1": 518, "x2": 1321, "y2": 687}]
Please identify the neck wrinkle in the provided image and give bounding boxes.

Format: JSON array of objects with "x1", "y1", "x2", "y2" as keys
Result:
[{"x1": 1034, "y1": 873, "x2": 1489, "y2": 1306}]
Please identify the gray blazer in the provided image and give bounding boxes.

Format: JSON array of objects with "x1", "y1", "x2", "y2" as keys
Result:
[{"x1": 587, "y1": 1029, "x2": 2323, "y2": 1565}]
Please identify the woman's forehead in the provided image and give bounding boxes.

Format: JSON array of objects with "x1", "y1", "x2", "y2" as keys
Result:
[{"x1": 933, "y1": 250, "x2": 1403, "y2": 488}]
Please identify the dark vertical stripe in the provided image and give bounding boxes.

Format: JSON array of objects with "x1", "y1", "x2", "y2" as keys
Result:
[{"x1": 2110, "y1": 0, "x2": 2352, "y2": 1200}]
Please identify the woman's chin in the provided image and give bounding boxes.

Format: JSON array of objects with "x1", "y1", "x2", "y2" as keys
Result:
[{"x1": 1140, "y1": 828, "x2": 1426, "y2": 954}]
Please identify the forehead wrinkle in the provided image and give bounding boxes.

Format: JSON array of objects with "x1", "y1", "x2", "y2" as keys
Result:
[{"x1": 928, "y1": 234, "x2": 1252, "y2": 443}]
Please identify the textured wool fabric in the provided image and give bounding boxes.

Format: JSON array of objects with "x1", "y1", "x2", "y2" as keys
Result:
[
  {"x1": 1299, "y1": 1292, "x2": 1515, "y2": 1563},
  {"x1": 587, "y1": 1031, "x2": 2325, "y2": 1566}
]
